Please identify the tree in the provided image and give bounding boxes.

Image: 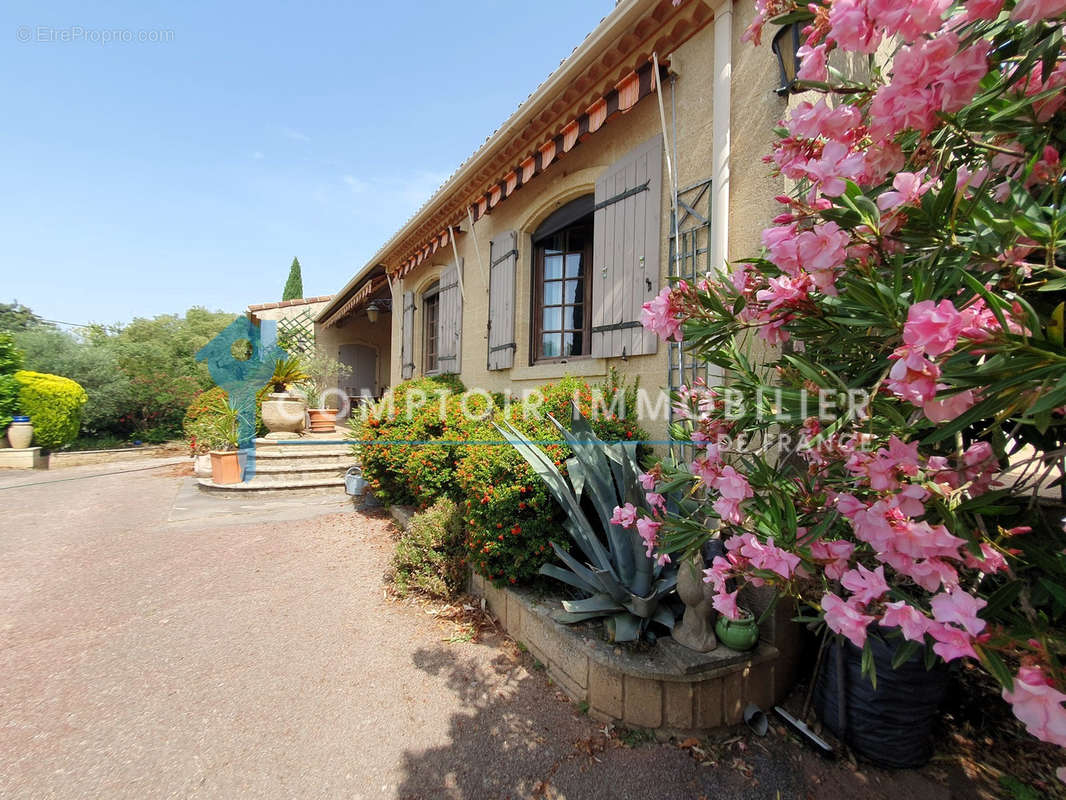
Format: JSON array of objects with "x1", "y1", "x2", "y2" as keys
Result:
[
  {"x1": 282, "y1": 257, "x2": 304, "y2": 301},
  {"x1": 0, "y1": 302, "x2": 50, "y2": 332}
]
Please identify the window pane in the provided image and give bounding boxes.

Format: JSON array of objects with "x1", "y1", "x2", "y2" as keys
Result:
[
  {"x1": 541, "y1": 333, "x2": 561, "y2": 358},
  {"x1": 542, "y1": 307, "x2": 561, "y2": 331},
  {"x1": 564, "y1": 279, "x2": 582, "y2": 305},
  {"x1": 567, "y1": 304, "x2": 584, "y2": 330},
  {"x1": 565, "y1": 253, "x2": 582, "y2": 278},
  {"x1": 543, "y1": 281, "x2": 562, "y2": 306},
  {"x1": 544, "y1": 254, "x2": 563, "y2": 280},
  {"x1": 564, "y1": 332, "x2": 582, "y2": 357}
]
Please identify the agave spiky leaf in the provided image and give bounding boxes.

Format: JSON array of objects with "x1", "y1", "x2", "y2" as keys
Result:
[{"x1": 497, "y1": 408, "x2": 677, "y2": 640}]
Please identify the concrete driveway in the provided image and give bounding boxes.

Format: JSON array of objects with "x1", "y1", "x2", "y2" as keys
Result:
[{"x1": 0, "y1": 459, "x2": 962, "y2": 799}]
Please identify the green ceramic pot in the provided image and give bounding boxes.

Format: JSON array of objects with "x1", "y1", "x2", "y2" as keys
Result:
[{"x1": 715, "y1": 607, "x2": 759, "y2": 652}]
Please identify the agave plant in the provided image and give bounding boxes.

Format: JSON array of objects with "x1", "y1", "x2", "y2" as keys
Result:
[{"x1": 496, "y1": 410, "x2": 677, "y2": 642}]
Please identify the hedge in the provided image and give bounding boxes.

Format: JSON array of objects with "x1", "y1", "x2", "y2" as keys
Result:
[
  {"x1": 353, "y1": 371, "x2": 648, "y2": 586},
  {"x1": 14, "y1": 370, "x2": 88, "y2": 449}
]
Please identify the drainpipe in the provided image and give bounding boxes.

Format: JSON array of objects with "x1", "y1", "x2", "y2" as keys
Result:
[{"x1": 710, "y1": 0, "x2": 732, "y2": 275}]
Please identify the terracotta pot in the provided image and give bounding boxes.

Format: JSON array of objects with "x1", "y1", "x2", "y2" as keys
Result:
[
  {"x1": 307, "y1": 408, "x2": 338, "y2": 433},
  {"x1": 715, "y1": 607, "x2": 760, "y2": 652},
  {"x1": 7, "y1": 418, "x2": 33, "y2": 449},
  {"x1": 210, "y1": 450, "x2": 244, "y2": 484},
  {"x1": 261, "y1": 392, "x2": 306, "y2": 435}
]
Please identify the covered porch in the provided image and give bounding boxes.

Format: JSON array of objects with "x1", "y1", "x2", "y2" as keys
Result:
[{"x1": 315, "y1": 266, "x2": 393, "y2": 411}]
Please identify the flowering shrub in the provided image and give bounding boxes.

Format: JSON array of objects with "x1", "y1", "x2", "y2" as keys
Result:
[
  {"x1": 352, "y1": 375, "x2": 468, "y2": 506},
  {"x1": 647, "y1": 0, "x2": 1066, "y2": 755},
  {"x1": 354, "y1": 372, "x2": 648, "y2": 585}
]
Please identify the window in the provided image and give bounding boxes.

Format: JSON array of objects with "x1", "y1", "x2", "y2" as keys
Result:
[
  {"x1": 422, "y1": 282, "x2": 440, "y2": 373},
  {"x1": 532, "y1": 196, "x2": 593, "y2": 361}
]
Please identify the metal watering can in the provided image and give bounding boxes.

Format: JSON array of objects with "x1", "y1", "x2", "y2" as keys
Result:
[{"x1": 344, "y1": 466, "x2": 366, "y2": 496}]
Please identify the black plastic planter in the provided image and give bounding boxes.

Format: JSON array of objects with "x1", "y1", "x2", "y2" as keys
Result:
[{"x1": 813, "y1": 634, "x2": 949, "y2": 769}]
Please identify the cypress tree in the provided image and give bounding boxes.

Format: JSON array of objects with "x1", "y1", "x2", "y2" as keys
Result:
[{"x1": 282, "y1": 257, "x2": 304, "y2": 301}]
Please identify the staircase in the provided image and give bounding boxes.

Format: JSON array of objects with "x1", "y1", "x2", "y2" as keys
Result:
[{"x1": 196, "y1": 433, "x2": 356, "y2": 496}]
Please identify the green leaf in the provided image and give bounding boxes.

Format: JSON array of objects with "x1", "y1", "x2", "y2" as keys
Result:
[
  {"x1": 975, "y1": 644, "x2": 1014, "y2": 693},
  {"x1": 891, "y1": 639, "x2": 922, "y2": 670}
]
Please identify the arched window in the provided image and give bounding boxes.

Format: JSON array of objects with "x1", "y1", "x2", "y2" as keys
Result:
[
  {"x1": 421, "y1": 280, "x2": 440, "y2": 373},
  {"x1": 532, "y1": 195, "x2": 593, "y2": 361}
]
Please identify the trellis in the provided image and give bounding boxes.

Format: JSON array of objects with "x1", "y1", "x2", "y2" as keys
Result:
[
  {"x1": 667, "y1": 177, "x2": 712, "y2": 461},
  {"x1": 276, "y1": 309, "x2": 316, "y2": 358}
]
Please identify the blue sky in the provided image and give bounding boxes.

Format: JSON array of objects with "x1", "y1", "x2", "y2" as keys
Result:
[{"x1": 1, "y1": 1, "x2": 611, "y2": 327}]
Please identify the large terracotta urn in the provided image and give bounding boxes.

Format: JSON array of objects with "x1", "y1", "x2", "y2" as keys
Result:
[
  {"x1": 7, "y1": 417, "x2": 33, "y2": 449},
  {"x1": 261, "y1": 392, "x2": 306, "y2": 438}
]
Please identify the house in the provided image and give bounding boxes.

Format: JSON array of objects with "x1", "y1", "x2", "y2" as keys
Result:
[{"x1": 315, "y1": 0, "x2": 784, "y2": 438}]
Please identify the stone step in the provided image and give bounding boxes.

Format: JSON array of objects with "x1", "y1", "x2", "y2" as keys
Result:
[
  {"x1": 245, "y1": 462, "x2": 352, "y2": 484},
  {"x1": 253, "y1": 440, "x2": 354, "y2": 457},
  {"x1": 196, "y1": 475, "x2": 348, "y2": 496},
  {"x1": 252, "y1": 449, "x2": 356, "y2": 467}
]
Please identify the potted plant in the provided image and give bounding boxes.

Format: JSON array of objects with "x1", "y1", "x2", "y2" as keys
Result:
[
  {"x1": 186, "y1": 390, "x2": 243, "y2": 484},
  {"x1": 300, "y1": 352, "x2": 352, "y2": 433},
  {"x1": 259, "y1": 356, "x2": 309, "y2": 439}
]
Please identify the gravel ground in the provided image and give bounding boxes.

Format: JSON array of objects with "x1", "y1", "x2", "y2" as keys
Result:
[{"x1": 0, "y1": 460, "x2": 977, "y2": 799}]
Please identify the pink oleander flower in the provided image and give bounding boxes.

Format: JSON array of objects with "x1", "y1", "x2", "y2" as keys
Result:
[
  {"x1": 733, "y1": 532, "x2": 801, "y2": 579},
  {"x1": 804, "y1": 140, "x2": 866, "y2": 197},
  {"x1": 713, "y1": 588, "x2": 740, "y2": 620},
  {"x1": 703, "y1": 554, "x2": 734, "y2": 591},
  {"x1": 930, "y1": 589, "x2": 987, "y2": 636},
  {"x1": 822, "y1": 592, "x2": 876, "y2": 648},
  {"x1": 1003, "y1": 665, "x2": 1066, "y2": 747},
  {"x1": 841, "y1": 563, "x2": 890, "y2": 605},
  {"x1": 645, "y1": 491, "x2": 665, "y2": 511},
  {"x1": 828, "y1": 0, "x2": 881, "y2": 53},
  {"x1": 795, "y1": 221, "x2": 850, "y2": 294},
  {"x1": 635, "y1": 517, "x2": 661, "y2": 558},
  {"x1": 638, "y1": 471, "x2": 656, "y2": 491},
  {"x1": 876, "y1": 169, "x2": 936, "y2": 212},
  {"x1": 756, "y1": 274, "x2": 812, "y2": 312},
  {"x1": 927, "y1": 621, "x2": 978, "y2": 662},
  {"x1": 1011, "y1": 0, "x2": 1066, "y2": 23},
  {"x1": 881, "y1": 600, "x2": 931, "y2": 642},
  {"x1": 903, "y1": 299, "x2": 963, "y2": 356},
  {"x1": 640, "y1": 284, "x2": 685, "y2": 342},
  {"x1": 962, "y1": 542, "x2": 1009, "y2": 575},
  {"x1": 787, "y1": 100, "x2": 862, "y2": 142},
  {"x1": 860, "y1": 435, "x2": 920, "y2": 491},
  {"x1": 797, "y1": 43, "x2": 828, "y2": 82},
  {"x1": 762, "y1": 223, "x2": 801, "y2": 276},
  {"x1": 810, "y1": 538, "x2": 855, "y2": 581},
  {"x1": 610, "y1": 502, "x2": 637, "y2": 528},
  {"x1": 887, "y1": 345, "x2": 941, "y2": 405},
  {"x1": 964, "y1": 0, "x2": 1004, "y2": 21},
  {"x1": 923, "y1": 389, "x2": 977, "y2": 423},
  {"x1": 870, "y1": 0, "x2": 952, "y2": 42}
]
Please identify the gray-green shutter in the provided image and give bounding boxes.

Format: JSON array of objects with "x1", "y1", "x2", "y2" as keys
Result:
[
  {"x1": 400, "y1": 289, "x2": 415, "y2": 380},
  {"x1": 591, "y1": 134, "x2": 663, "y2": 358},
  {"x1": 487, "y1": 231, "x2": 517, "y2": 370},
  {"x1": 437, "y1": 260, "x2": 462, "y2": 374}
]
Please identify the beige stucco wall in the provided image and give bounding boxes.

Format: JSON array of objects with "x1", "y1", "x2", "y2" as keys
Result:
[
  {"x1": 316, "y1": 309, "x2": 394, "y2": 397},
  {"x1": 375, "y1": 6, "x2": 784, "y2": 443}
]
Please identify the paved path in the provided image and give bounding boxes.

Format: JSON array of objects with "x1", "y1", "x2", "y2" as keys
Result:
[{"x1": 0, "y1": 460, "x2": 960, "y2": 799}]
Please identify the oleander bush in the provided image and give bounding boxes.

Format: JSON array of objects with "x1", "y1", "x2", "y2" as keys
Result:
[
  {"x1": 389, "y1": 497, "x2": 467, "y2": 599},
  {"x1": 14, "y1": 370, "x2": 88, "y2": 449}
]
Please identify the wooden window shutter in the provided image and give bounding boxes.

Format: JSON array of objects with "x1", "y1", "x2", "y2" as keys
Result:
[
  {"x1": 591, "y1": 134, "x2": 663, "y2": 358},
  {"x1": 437, "y1": 260, "x2": 463, "y2": 374},
  {"x1": 487, "y1": 231, "x2": 517, "y2": 370},
  {"x1": 401, "y1": 290, "x2": 415, "y2": 380}
]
